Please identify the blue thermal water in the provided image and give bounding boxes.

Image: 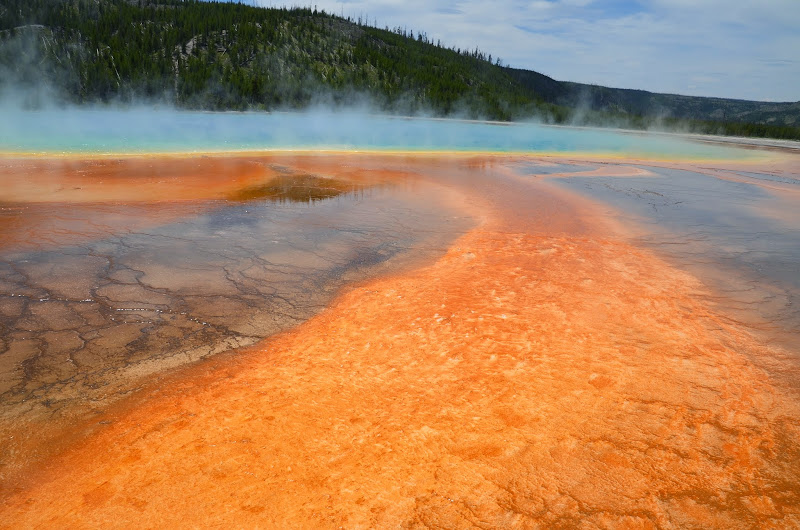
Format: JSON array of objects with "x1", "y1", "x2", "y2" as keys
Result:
[{"x1": 0, "y1": 108, "x2": 754, "y2": 159}]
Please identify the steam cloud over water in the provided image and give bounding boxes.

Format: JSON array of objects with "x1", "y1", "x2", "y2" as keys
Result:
[{"x1": 0, "y1": 107, "x2": 755, "y2": 159}]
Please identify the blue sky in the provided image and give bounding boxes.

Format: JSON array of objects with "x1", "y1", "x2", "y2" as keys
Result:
[{"x1": 246, "y1": 0, "x2": 799, "y2": 102}]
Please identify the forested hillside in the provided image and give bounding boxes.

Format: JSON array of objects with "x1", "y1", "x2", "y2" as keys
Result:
[{"x1": 1, "y1": 0, "x2": 798, "y2": 140}]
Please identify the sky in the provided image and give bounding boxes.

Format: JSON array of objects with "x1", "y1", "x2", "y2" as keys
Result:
[{"x1": 248, "y1": 0, "x2": 800, "y2": 102}]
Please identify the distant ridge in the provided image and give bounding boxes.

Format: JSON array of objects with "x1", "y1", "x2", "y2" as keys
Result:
[
  {"x1": 506, "y1": 68, "x2": 799, "y2": 126},
  {"x1": 1, "y1": 0, "x2": 798, "y2": 140}
]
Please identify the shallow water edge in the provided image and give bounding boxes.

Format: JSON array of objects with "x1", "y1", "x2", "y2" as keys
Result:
[{"x1": 2, "y1": 150, "x2": 799, "y2": 527}]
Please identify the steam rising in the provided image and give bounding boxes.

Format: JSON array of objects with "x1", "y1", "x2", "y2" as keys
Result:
[
  {"x1": 0, "y1": 105, "x2": 753, "y2": 160},
  {"x1": 0, "y1": 19, "x2": 778, "y2": 157}
]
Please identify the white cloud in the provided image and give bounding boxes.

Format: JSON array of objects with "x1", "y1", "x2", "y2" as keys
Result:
[{"x1": 256, "y1": 0, "x2": 800, "y2": 101}]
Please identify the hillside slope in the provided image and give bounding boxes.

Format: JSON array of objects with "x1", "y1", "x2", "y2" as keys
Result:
[{"x1": 1, "y1": 0, "x2": 798, "y2": 140}]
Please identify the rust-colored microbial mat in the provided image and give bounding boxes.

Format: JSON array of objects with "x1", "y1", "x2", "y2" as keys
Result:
[
  {"x1": 0, "y1": 154, "x2": 472, "y2": 486},
  {"x1": 2, "y1": 153, "x2": 800, "y2": 528}
]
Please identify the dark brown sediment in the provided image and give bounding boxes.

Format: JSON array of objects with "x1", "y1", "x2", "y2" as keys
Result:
[{"x1": 1, "y1": 152, "x2": 799, "y2": 527}]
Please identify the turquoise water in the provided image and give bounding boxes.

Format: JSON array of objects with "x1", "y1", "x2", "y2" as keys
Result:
[{"x1": 0, "y1": 108, "x2": 754, "y2": 159}]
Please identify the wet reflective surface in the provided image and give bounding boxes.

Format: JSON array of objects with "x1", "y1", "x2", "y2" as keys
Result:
[
  {"x1": 0, "y1": 156, "x2": 472, "y2": 481},
  {"x1": 532, "y1": 160, "x2": 800, "y2": 355},
  {"x1": 2, "y1": 151, "x2": 800, "y2": 528}
]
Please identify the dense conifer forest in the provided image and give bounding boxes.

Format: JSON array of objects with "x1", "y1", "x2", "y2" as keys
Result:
[{"x1": 1, "y1": 0, "x2": 798, "y2": 140}]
